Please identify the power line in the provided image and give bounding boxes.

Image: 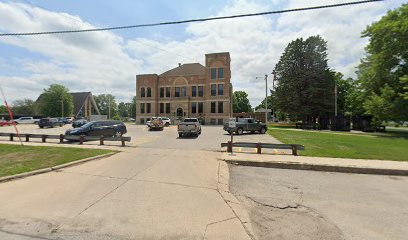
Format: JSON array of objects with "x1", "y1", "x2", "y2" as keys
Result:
[{"x1": 0, "y1": 0, "x2": 384, "y2": 37}]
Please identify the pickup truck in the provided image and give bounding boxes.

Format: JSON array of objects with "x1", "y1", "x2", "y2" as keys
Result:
[
  {"x1": 223, "y1": 118, "x2": 267, "y2": 135},
  {"x1": 178, "y1": 118, "x2": 201, "y2": 137},
  {"x1": 14, "y1": 117, "x2": 39, "y2": 124}
]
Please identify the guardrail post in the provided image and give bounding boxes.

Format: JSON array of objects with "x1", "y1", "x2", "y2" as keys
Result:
[
  {"x1": 59, "y1": 134, "x2": 64, "y2": 143},
  {"x1": 292, "y1": 145, "x2": 298, "y2": 156},
  {"x1": 79, "y1": 135, "x2": 84, "y2": 145},
  {"x1": 121, "y1": 137, "x2": 125, "y2": 147},
  {"x1": 256, "y1": 142, "x2": 262, "y2": 154},
  {"x1": 10, "y1": 134, "x2": 13, "y2": 141},
  {"x1": 227, "y1": 141, "x2": 232, "y2": 153},
  {"x1": 100, "y1": 136, "x2": 104, "y2": 145},
  {"x1": 25, "y1": 134, "x2": 29, "y2": 142},
  {"x1": 42, "y1": 135, "x2": 46, "y2": 143}
]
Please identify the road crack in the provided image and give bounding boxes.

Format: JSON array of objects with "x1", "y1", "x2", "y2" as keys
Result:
[
  {"x1": 244, "y1": 196, "x2": 300, "y2": 210},
  {"x1": 202, "y1": 217, "x2": 237, "y2": 240}
]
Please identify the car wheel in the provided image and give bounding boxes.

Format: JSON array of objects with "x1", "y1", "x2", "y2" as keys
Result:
[
  {"x1": 39, "y1": 126, "x2": 43, "y2": 129},
  {"x1": 227, "y1": 130, "x2": 231, "y2": 134},
  {"x1": 260, "y1": 128, "x2": 266, "y2": 134},
  {"x1": 178, "y1": 133, "x2": 182, "y2": 138},
  {"x1": 114, "y1": 131, "x2": 123, "y2": 137},
  {"x1": 237, "y1": 128, "x2": 243, "y2": 135},
  {"x1": 165, "y1": 122, "x2": 170, "y2": 127}
]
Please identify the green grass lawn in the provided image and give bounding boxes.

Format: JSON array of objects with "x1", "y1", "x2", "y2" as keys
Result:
[
  {"x1": 0, "y1": 144, "x2": 114, "y2": 178},
  {"x1": 268, "y1": 127, "x2": 408, "y2": 161}
]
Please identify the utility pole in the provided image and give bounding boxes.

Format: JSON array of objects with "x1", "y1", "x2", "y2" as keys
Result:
[
  {"x1": 264, "y1": 74, "x2": 268, "y2": 123},
  {"x1": 271, "y1": 70, "x2": 276, "y2": 122},
  {"x1": 108, "y1": 95, "x2": 111, "y2": 119},
  {"x1": 61, "y1": 98, "x2": 64, "y2": 118},
  {"x1": 334, "y1": 83, "x2": 338, "y2": 117}
]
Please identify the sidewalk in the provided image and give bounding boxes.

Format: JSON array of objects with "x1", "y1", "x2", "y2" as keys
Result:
[{"x1": 220, "y1": 152, "x2": 408, "y2": 176}]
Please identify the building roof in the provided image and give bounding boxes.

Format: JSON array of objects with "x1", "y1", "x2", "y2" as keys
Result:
[
  {"x1": 71, "y1": 92, "x2": 91, "y2": 116},
  {"x1": 160, "y1": 63, "x2": 206, "y2": 77}
]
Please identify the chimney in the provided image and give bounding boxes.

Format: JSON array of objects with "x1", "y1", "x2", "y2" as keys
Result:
[{"x1": 178, "y1": 63, "x2": 181, "y2": 67}]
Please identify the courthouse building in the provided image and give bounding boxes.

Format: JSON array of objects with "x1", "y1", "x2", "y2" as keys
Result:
[{"x1": 136, "y1": 52, "x2": 232, "y2": 125}]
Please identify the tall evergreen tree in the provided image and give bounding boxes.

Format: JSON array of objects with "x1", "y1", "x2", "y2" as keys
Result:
[{"x1": 273, "y1": 35, "x2": 335, "y2": 121}]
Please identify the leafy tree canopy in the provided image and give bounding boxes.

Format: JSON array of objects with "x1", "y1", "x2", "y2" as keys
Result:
[
  {"x1": 11, "y1": 99, "x2": 36, "y2": 115},
  {"x1": 273, "y1": 35, "x2": 335, "y2": 120},
  {"x1": 94, "y1": 94, "x2": 117, "y2": 118},
  {"x1": 232, "y1": 91, "x2": 252, "y2": 113},
  {"x1": 37, "y1": 84, "x2": 73, "y2": 117}
]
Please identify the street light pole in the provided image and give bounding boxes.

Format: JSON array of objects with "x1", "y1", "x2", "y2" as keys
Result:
[
  {"x1": 271, "y1": 70, "x2": 276, "y2": 122},
  {"x1": 60, "y1": 98, "x2": 64, "y2": 118},
  {"x1": 264, "y1": 74, "x2": 268, "y2": 123}
]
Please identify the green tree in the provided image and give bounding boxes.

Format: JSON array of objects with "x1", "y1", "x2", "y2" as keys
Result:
[
  {"x1": 37, "y1": 84, "x2": 73, "y2": 117},
  {"x1": 273, "y1": 35, "x2": 335, "y2": 121},
  {"x1": 232, "y1": 91, "x2": 252, "y2": 113},
  {"x1": 130, "y1": 96, "x2": 136, "y2": 118},
  {"x1": 357, "y1": 4, "x2": 408, "y2": 123},
  {"x1": 118, "y1": 102, "x2": 131, "y2": 118},
  {"x1": 255, "y1": 92, "x2": 273, "y2": 111},
  {"x1": 94, "y1": 94, "x2": 117, "y2": 118},
  {"x1": 11, "y1": 99, "x2": 36, "y2": 115},
  {"x1": 0, "y1": 105, "x2": 7, "y2": 114}
]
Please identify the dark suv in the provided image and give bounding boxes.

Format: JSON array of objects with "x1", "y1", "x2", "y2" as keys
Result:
[
  {"x1": 65, "y1": 121, "x2": 127, "y2": 138},
  {"x1": 39, "y1": 118, "x2": 63, "y2": 128}
]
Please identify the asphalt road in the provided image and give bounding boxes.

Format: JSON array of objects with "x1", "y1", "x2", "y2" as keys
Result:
[
  {"x1": 0, "y1": 124, "x2": 276, "y2": 240},
  {"x1": 229, "y1": 165, "x2": 408, "y2": 240}
]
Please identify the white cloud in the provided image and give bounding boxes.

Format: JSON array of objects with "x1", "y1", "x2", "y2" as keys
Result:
[{"x1": 0, "y1": 0, "x2": 404, "y2": 107}]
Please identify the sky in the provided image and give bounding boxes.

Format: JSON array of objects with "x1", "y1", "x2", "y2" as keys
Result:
[{"x1": 0, "y1": 0, "x2": 405, "y2": 107}]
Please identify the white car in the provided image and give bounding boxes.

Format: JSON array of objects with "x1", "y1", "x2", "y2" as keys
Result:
[
  {"x1": 146, "y1": 117, "x2": 171, "y2": 127},
  {"x1": 14, "y1": 117, "x2": 39, "y2": 124}
]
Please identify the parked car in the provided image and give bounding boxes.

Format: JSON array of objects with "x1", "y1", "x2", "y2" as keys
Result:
[
  {"x1": 146, "y1": 117, "x2": 171, "y2": 127},
  {"x1": 72, "y1": 118, "x2": 88, "y2": 128},
  {"x1": 57, "y1": 118, "x2": 66, "y2": 126},
  {"x1": 147, "y1": 118, "x2": 164, "y2": 131},
  {"x1": 178, "y1": 118, "x2": 201, "y2": 137},
  {"x1": 38, "y1": 118, "x2": 64, "y2": 128},
  {"x1": 14, "y1": 117, "x2": 39, "y2": 124},
  {"x1": 65, "y1": 120, "x2": 127, "y2": 139},
  {"x1": 64, "y1": 117, "x2": 74, "y2": 124},
  {"x1": 223, "y1": 117, "x2": 267, "y2": 135}
]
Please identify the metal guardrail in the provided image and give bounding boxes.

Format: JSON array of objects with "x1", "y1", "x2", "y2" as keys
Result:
[
  {"x1": 0, "y1": 133, "x2": 131, "y2": 147},
  {"x1": 221, "y1": 142, "x2": 305, "y2": 155}
]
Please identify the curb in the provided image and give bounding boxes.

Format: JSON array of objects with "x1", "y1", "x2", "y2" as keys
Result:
[
  {"x1": 224, "y1": 160, "x2": 408, "y2": 176},
  {"x1": 0, "y1": 152, "x2": 117, "y2": 183}
]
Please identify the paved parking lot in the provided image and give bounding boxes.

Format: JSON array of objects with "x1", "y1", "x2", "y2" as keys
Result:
[{"x1": 0, "y1": 123, "x2": 281, "y2": 151}]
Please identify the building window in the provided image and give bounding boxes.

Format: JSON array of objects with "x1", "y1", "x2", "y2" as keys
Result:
[
  {"x1": 140, "y1": 118, "x2": 144, "y2": 124},
  {"x1": 147, "y1": 87, "x2": 152, "y2": 97},
  {"x1": 192, "y1": 86, "x2": 197, "y2": 97},
  {"x1": 191, "y1": 102, "x2": 197, "y2": 114},
  {"x1": 198, "y1": 86, "x2": 204, "y2": 97},
  {"x1": 166, "y1": 87, "x2": 171, "y2": 97},
  {"x1": 181, "y1": 87, "x2": 186, "y2": 97},
  {"x1": 211, "y1": 102, "x2": 216, "y2": 113},
  {"x1": 210, "y1": 119, "x2": 216, "y2": 125},
  {"x1": 160, "y1": 103, "x2": 164, "y2": 114},
  {"x1": 146, "y1": 103, "x2": 151, "y2": 113},
  {"x1": 141, "y1": 88, "x2": 145, "y2": 98},
  {"x1": 218, "y1": 102, "x2": 223, "y2": 113},
  {"x1": 218, "y1": 68, "x2": 224, "y2": 79},
  {"x1": 198, "y1": 102, "x2": 203, "y2": 113},
  {"x1": 175, "y1": 87, "x2": 180, "y2": 97},
  {"x1": 218, "y1": 84, "x2": 224, "y2": 96},
  {"x1": 211, "y1": 84, "x2": 217, "y2": 96},
  {"x1": 160, "y1": 88, "x2": 164, "y2": 98},
  {"x1": 140, "y1": 103, "x2": 145, "y2": 114},
  {"x1": 218, "y1": 119, "x2": 223, "y2": 125},
  {"x1": 211, "y1": 68, "x2": 217, "y2": 80},
  {"x1": 166, "y1": 103, "x2": 171, "y2": 113}
]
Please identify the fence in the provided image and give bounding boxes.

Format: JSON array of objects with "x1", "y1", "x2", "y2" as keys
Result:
[
  {"x1": 221, "y1": 142, "x2": 304, "y2": 155},
  {"x1": 0, "y1": 133, "x2": 131, "y2": 147}
]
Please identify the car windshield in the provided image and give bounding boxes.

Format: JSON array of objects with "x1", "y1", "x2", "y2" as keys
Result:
[
  {"x1": 78, "y1": 122, "x2": 93, "y2": 128},
  {"x1": 184, "y1": 119, "x2": 197, "y2": 122}
]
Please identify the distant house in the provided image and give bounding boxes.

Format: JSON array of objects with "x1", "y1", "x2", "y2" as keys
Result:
[
  {"x1": 36, "y1": 91, "x2": 100, "y2": 119},
  {"x1": 71, "y1": 92, "x2": 100, "y2": 119}
]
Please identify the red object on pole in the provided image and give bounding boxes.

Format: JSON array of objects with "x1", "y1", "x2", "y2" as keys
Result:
[{"x1": 0, "y1": 85, "x2": 23, "y2": 145}]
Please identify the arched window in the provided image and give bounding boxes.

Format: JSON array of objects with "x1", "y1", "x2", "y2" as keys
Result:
[
  {"x1": 141, "y1": 87, "x2": 145, "y2": 98},
  {"x1": 147, "y1": 87, "x2": 152, "y2": 97}
]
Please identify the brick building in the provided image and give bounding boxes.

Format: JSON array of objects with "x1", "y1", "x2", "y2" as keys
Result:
[{"x1": 136, "y1": 52, "x2": 232, "y2": 125}]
